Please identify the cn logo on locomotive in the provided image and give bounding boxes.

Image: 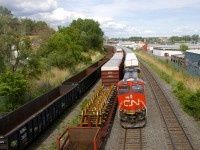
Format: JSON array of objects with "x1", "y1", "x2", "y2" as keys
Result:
[{"x1": 124, "y1": 99, "x2": 140, "y2": 106}]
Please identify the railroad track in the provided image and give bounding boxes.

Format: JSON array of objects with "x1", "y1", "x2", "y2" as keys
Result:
[
  {"x1": 120, "y1": 128, "x2": 147, "y2": 150},
  {"x1": 141, "y1": 62, "x2": 194, "y2": 150}
]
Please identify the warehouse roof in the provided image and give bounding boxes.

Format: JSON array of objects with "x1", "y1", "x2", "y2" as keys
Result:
[{"x1": 186, "y1": 50, "x2": 200, "y2": 55}]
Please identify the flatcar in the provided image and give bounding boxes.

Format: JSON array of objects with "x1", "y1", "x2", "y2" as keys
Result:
[{"x1": 117, "y1": 47, "x2": 146, "y2": 128}]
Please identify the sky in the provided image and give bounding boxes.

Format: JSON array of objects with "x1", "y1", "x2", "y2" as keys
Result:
[{"x1": 1, "y1": 0, "x2": 200, "y2": 38}]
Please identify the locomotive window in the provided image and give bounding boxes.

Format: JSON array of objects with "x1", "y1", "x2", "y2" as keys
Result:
[
  {"x1": 118, "y1": 86, "x2": 130, "y2": 94},
  {"x1": 132, "y1": 85, "x2": 144, "y2": 93}
]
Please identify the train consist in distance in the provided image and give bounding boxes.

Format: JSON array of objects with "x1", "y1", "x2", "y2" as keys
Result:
[{"x1": 117, "y1": 46, "x2": 147, "y2": 128}]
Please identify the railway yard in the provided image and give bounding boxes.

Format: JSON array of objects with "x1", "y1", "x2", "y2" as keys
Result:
[{"x1": 1, "y1": 46, "x2": 200, "y2": 150}]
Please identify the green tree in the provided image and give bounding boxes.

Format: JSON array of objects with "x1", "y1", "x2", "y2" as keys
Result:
[
  {"x1": 0, "y1": 6, "x2": 12, "y2": 16},
  {"x1": 70, "y1": 18, "x2": 104, "y2": 51},
  {"x1": 21, "y1": 18, "x2": 35, "y2": 35},
  {"x1": 38, "y1": 18, "x2": 104, "y2": 70},
  {"x1": 191, "y1": 34, "x2": 199, "y2": 42},
  {"x1": 0, "y1": 72, "x2": 28, "y2": 111},
  {"x1": 14, "y1": 37, "x2": 42, "y2": 79},
  {"x1": 44, "y1": 28, "x2": 86, "y2": 69},
  {"x1": 180, "y1": 44, "x2": 188, "y2": 52},
  {"x1": 0, "y1": 6, "x2": 42, "y2": 79},
  {"x1": 182, "y1": 35, "x2": 191, "y2": 42},
  {"x1": 0, "y1": 51, "x2": 5, "y2": 73},
  {"x1": 169, "y1": 36, "x2": 182, "y2": 43}
]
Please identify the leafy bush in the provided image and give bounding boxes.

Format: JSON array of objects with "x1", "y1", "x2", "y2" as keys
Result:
[
  {"x1": 173, "y1": 81, "x2": 190, "y2": 102},
  {"x1": 160, "y1": 71, "x2": 171, "y2": 84},
  {"x1": 182, "y1": 90, "x2": 200, "y2": 120},
  {"x1": 173, "y1": 81, "x2": 200, "y2": 120},
  {"x1": 41, "y1": 18, "x2": 104, "y2": 69},
  {"x1": 0, "y1": 72, "x2": 28, "y2": 111}
]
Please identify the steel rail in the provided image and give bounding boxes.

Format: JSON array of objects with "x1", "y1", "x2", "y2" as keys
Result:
[{"x1": 141, "y1": 61, "x2": 194, "y2": 150}]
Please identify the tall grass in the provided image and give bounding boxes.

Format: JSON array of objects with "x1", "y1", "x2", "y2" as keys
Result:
[
  {"x1": 29, "y1": 67, "x2": 71, "y2": 99},
  {"x1": 29, "y1": 50, "x2": 103, "y2": 99},
  {"x1": 136, "y1": 51, "x2": 200, "y2": 92},
  {"x1": 135, "y1": 50, "x2": 200, "y2": 120}
]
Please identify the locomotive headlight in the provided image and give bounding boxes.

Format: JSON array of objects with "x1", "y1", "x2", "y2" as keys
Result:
[{"x1": 130, "y1": 94, "x2": 133, "y2": 99}]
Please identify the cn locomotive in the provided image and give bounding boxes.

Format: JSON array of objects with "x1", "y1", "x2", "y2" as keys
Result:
[{"x1": 117, "y1": 47, "x2": 147, "y2": 128}]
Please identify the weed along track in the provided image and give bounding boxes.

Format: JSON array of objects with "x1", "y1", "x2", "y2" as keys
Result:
[{"x1": 141, "y1": 62, "x2": 195, "y2": 150}]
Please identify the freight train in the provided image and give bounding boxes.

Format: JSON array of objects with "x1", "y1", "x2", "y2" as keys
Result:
[
  {"x1": 117, "y1": 47, "x2": 147, "y2": 128},
  {"x1": 56, "y1": 46, "x2": 123, "y2": 150},
  {"x1": 0, "y1": 46, "x2": 114, "y2": 150}
]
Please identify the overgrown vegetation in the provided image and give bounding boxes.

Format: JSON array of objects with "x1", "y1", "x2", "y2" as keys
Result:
[
  {"x1": 40, "y1": 18, "x2": 104, "y2": 70},
  {"x1": 136, "y1": 50, "x2": 200, "y2": 121},
  {"x1": 0, "y1": 72, "x2": 28, "y2": 111},
  {"x1": 81, "y1": 99, "x2": 90, "y2": 110},
  {"x1": 0, "y1": 6, "x2": 104, "y2": 112}
]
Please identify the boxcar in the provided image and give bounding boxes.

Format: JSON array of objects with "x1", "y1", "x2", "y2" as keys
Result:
[{"x1": 101, "y1": 52, "x2": 124, "y2": 85}]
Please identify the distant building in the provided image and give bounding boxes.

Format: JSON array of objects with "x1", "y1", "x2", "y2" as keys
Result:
[
  {"x1": 152, "y1": 43, "x2": 200, "y2": 57},
  {"x1": 120, "y1": 41, "x2": 145, "y2": 50},
  {"x1": 153, "y1": 45, "x2": 183, "y2": 57},
  {"x1": 171, "y1": 54, "x2": 185, "y2": 67},
  {"x1": 185, "y1": 50, "x2": 200, "y2": 76}
]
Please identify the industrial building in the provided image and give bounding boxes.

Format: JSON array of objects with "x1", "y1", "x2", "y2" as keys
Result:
[
  {"x1": 153, "y1": 45, "x2": 183, "y2": 57},
  {"x1": 152, "y1": 43, "x2": 200, "y2": 57},
  {"x1": 185, "y1": 50, "x2": 200, "y2": 76}
]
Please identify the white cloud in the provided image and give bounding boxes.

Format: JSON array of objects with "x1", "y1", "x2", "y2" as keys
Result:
[
  {"x1": 108, "y1": 0, "x2": 200, "y2": 12},
  {"x1": 41, "y1": 8, "x2": 85, "y2": 21},
  {"x1": 28, "y1": 8, "x2": 85, "y2": 29},
  {"x1": 1, "y1": 0, "x2": 200, "y2": 37},
  {"x1": 0, "y1": 0, "x2": 57, "y2": 15},
  {"x1": 172, "y1": 26, "x2": 200, "y2": 35}
]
